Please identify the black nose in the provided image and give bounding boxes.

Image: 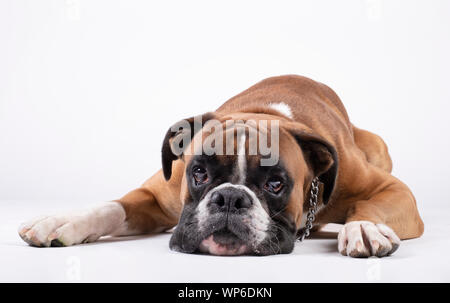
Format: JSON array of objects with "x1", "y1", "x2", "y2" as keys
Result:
[{"x1": 210, "y1": 188, "x2": 252, "y2": 211}]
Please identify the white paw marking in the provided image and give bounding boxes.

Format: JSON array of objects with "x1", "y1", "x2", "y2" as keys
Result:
[
  {"x1": 338, "y1": 221, "x2": 400, "y2": 257},
  {"x1": 18, "y1": 202, "x2": 126, "y2": 247}
]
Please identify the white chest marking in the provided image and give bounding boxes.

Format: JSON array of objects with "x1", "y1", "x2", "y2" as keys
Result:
[{"x1": 269, "y1": 102, "x2": 293, "y2": 119}]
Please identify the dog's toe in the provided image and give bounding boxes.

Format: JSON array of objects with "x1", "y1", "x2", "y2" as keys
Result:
[
  {"x1": 17, "y1": 202, "x2": 127, "y2": 247},
  {"x1": 18, "y1": 213, "x2": 90, "y2": 247},
  {"x1": 337, "y1": 221, "x2": 400, "y2": 258}
]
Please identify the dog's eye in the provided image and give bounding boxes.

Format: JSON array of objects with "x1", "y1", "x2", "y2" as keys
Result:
[
  {"x1": 193, "y1": 166, "x2": 208, "y2": 185},
  {"x1": 264, "y1": 178, "x2": 284, "y2": 194}
]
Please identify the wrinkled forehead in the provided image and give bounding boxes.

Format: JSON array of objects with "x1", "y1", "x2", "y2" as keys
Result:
[
  {"x1": 183, "y1": 119, "x2": 271, "y2": 162},
  {"x1": 183, "y1": 118, "x2": 306, "y2": 180}
]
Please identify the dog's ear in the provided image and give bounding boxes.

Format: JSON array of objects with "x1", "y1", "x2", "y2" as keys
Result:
[
  {"x1": 161, "y1": 112, "x2": 216, "y2": 181},
  {"x1": 288, "y1": 129, "x2": 338, "y2": 204}
]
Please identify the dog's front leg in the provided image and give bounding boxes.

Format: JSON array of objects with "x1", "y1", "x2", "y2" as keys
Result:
[
  {"x1": 18, "y1": 164, "x2": 184, "y2": 247},
  {"x1": 338, "y1": 174, "x2": 424, "y2": 258},
  {"x1": 18, "y1": 201, "x2": 128, "y2": 247}
]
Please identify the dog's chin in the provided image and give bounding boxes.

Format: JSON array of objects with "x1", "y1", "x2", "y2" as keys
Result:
[{"x1": 198, "y1": 230, "x2": 251, "y2": 256}]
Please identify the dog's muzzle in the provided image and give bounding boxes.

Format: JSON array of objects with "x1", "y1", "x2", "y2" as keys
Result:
[
  {"x1": 198, "y1": 187, "x2": 253, "y2": 255},
  {"x1": 195, "y1": 184, "x2": 270, "y2": 255}
]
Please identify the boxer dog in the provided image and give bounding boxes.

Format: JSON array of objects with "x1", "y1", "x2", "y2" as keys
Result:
[{"x1": 18, "y1": 75, "x2": 424, "y2": 257}]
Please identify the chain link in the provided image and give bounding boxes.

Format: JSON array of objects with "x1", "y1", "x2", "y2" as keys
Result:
[{"x1": 299, "y1": 177, "x2": 320, "y2": 242}]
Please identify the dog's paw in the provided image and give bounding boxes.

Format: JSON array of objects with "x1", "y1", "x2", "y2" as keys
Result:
[
  {"x1": 18, "y1": 214, "x2": 98, "y2": 247},
  {"x1": 18, "y1": 202, "x2": 126, "y2": 247},
  {"x1": 338, "y1": 221, "x2": 400, "y2": 257}
]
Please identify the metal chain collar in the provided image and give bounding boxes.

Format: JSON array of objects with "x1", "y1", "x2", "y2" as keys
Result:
[{"x1": 299, "y1": 177, "x2": 320, "y2": 242}]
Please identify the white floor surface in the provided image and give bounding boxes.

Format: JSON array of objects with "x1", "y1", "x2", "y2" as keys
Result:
[{"x1": 1, "y1": 200, "x2": 448, "y2": 283}]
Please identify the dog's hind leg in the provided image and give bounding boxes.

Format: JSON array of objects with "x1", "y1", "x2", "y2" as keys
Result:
[{"x1": 352, "y1": 125, "x2": 393, "y2": 173}]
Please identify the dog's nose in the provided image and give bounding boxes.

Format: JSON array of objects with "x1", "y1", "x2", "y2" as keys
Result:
[{"x1": 210, "y1": 188, "x2": 252, "y2": 211}]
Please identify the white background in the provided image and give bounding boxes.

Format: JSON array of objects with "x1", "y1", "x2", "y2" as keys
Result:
[{"x1": 1, "y1": 0, "x2": 450, "y2": 282}]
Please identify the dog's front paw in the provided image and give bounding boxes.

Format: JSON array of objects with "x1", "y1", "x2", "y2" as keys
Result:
[
  {"x1": 18, "y1": 213, "x2": 98, "y2": 247},
  {"x1": 338, "y1": 221, "x2": 400, "y2": 257},
  {"x1": 18, "y1": 202, "x2": 126, "y2": 247}
]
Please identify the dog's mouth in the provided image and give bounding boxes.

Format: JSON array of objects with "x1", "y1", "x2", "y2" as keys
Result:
[{"x1": 198, "y1": 229, "x2": 250, "y2": 256}]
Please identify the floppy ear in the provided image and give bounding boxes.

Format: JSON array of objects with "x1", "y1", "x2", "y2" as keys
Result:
[
  {"x1": 289, "y1": 130, "x2": 338, "y2": 204},
  {"x1": 161, "y1": 112, "x2": 216, "y2": 181}
]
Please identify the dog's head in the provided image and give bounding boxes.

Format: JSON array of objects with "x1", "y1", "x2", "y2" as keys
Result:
[{"x1": 162, "y1": 111, "x2": 338, "y2": 255}]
